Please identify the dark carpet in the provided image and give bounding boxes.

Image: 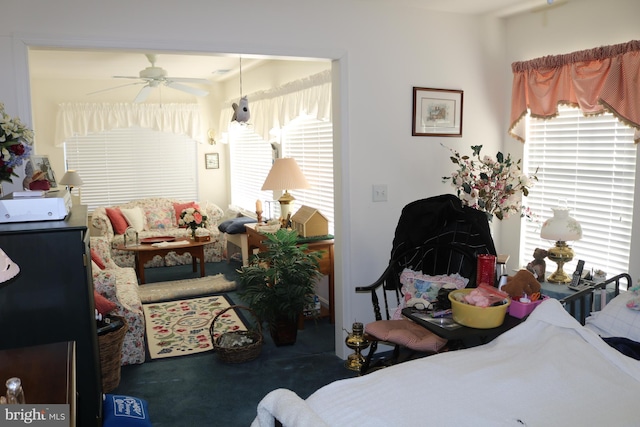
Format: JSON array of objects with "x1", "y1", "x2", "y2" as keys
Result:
[{"x1": 113, "y1": 260, "x2": 355, "y2": 426}]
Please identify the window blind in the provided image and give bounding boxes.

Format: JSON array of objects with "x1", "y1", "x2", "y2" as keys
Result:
[
  {"x1": 282, "y1": 116, "x2": 335, "y2": 235},
  {"x1": 521, "y1": 106, "x2": 637, "y2": 276},
  {"x1": 228, "y1": 116, "x2": 335, "y2": 235},
  {"x1": 228, "y1": 125, "x2": 273, "y2": 212},
  {"x1": 65, "y1": 126, "x2": 198, "y2": 212}
]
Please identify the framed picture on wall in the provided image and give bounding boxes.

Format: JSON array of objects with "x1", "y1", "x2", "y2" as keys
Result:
[
  {"x1": 205, "y1": 153, "x2": 219, "y2": 169},
  {"x1": 28, "y1": 155, "x2": 57, "y2": 188},
  {"x1": 412, "y1": 87, "x2": 463, "y2": 137}
]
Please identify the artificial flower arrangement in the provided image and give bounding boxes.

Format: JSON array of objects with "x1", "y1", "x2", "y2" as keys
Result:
[
  {"x1": 0, "y1": 103, "x2": 33, "y2": 183},
  {"x1": 179, "y1": 207, "x2": 208, "y2": 237},
  {"x1": 442, "y1": 144, "x2": 537, "y2": 221}
]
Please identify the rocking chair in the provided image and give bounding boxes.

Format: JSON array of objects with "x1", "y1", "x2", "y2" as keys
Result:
[{"x1": 355, "y1": 194, "x2": 496, "y2": 374}]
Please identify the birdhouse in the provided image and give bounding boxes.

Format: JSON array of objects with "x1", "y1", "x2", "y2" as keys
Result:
[{"x1": 291, "y1": 206, "x2": 329, "y2": 238}]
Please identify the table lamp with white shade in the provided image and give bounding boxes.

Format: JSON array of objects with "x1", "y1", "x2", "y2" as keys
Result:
[
  {"x1": 59, "y1": 169, "x2": 83, "y2": 195},
  {"x1": 540, "y1": 206, "x2": 582, "y2": 283},
  {"x1": 261, "y1": 158, "x2": 310, "y2": 223}
]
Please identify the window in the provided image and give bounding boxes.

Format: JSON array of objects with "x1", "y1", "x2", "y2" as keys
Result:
[
  {"x1": 228, "y1": 116, "x2": 334, "y2": 234},
  {"x1": 521, "y1": 106, "x2": 637, "y2": 276},
  {"x1": 228, "y1": 124, "x2": 273, "y2": 212},
  {"x1": 282, "y1": 116, "x2": 334, "y2": 234},
  {"x1": 65, "y1": 126, "x2": 198, "y2": 212}
]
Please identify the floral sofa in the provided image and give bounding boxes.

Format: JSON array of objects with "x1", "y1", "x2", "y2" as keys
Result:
[
  {"x1": 91, "y1": 236, "x2": 146, "y2": 365},
  {"x1": 91, "y1": 198, "x2": 225, "y2": 269}
]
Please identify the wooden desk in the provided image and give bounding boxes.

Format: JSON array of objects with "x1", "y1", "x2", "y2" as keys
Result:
[
  {"x1": 0, "y1": 341, "x2": 76, "y2": 426},
  {"x1": 245, "y1": 223, "x2": 335, "y2": 324}
]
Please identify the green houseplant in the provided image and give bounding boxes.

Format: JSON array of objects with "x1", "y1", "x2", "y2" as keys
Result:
[{"x1": 238, "y1": 228, "x2": 323, "y2": 346}]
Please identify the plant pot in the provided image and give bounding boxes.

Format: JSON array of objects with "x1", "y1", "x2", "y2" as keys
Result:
[{"x1": 269, "y1": 316, "x2": 298, "y2": 346}]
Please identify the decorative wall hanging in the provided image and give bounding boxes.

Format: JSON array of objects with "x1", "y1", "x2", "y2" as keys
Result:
[
  {"x1": 205, "y1": 153, "x2": 219, "y2": 169},
  {"x1": 231, "y1": 57, "x2": 250, "y2": 124},
  {"x1": 412, "y1": 87, "x2": 463, "y2": 137}
]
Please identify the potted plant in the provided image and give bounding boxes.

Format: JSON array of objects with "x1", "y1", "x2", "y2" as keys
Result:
[{"x1": 238, "y1": 228, "x2": 323, "y2": 346}]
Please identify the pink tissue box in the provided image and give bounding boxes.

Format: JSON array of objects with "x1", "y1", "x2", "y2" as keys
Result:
[{"x1": 508, "y1": 295, "x2": 549, "y2": 319}]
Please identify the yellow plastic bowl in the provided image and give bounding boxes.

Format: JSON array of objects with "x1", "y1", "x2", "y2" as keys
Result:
[{"x1": 448, "y1": 289, "x2": 511, "y2": 329}]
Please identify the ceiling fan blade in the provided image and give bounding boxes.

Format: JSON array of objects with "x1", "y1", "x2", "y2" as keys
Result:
[
  {"x1": 134, "y1": 85, "x2": 153, "y2": 103},
  {"x1": 86, "y1": 81, "x2": 146, "y2": 96},
  {"x1": 165, "y1": 81, "x2": 209, "y2": 97},
  {"x1": 112, "y1": 75, "x2": 143, "y2": 80},
  {"x1": 530, "y1": 0, "x2": 569, "y2": 13},
  {"x1": 167, "y1": 77, "x2": 211, "y2": 85}
]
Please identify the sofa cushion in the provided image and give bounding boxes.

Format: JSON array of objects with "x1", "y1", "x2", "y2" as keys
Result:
[
  {"x1": 94, "y1": 290, "x2": 117, "y2": 316},
  {"x1": 91, "y1": 248, "x2": 106, "y2": 270},
  {"x1": 173, "y1": 202, "x2": 200, "y2": 227},
  {"x1": 144, "y1": 206, "x2": 174, "y2": 230},
  {"x1": 219, "y1": 216, "x2": 257, "y2": 234},
  {"x1": 121, "y1": 207, "x2": 147, "y2": 232},
  {"x1": 106, "y1": 208, "x2": 129, "y2": 234}
]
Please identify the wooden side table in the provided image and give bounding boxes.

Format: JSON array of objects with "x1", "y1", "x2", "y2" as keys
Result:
[
  {"x1": 0, "y1": 341, "x2": 76, "y2": 426},
  {"x1": 244, "y1": 223, "x2": 335, "y2": 325},
  {"x1": 116, "y1": 239, "x2": 208, "y2": 284}
]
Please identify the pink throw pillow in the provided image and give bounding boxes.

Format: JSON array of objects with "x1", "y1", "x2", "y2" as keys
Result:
[
  {"x1": 105, "y1": 207, "x2": 129, "y2": 234},
  {"x1": 94, "y1": 291, "x2": 117, "y2": 316},
  {"x1": 90, "y1": 248, "x2": 106, "y2": 270},
  {"x1": 365, "y1": 319, "x2": 447, "y2": 352},
  {"x1": 173, "y1": 202, "x2": 200, "y2": 227}
]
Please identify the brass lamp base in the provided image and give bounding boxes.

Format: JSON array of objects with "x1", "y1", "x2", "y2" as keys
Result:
[
  {"x1": 278, "y1": 191, "x2": 295, "y2": 225},
  {"x1": 344, "y1": 352, "x2": 367, "y2": 372},
  {"x1": 546, "y1": 241, "x2": 574, "y2": 284}
]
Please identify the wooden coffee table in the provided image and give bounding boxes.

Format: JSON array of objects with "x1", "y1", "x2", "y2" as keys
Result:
[{"x1": 116, "y1": 239, "x2": 209, "y2": 284}]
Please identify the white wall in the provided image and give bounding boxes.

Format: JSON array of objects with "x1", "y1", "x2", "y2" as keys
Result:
[
  {"x1": 500, "y1": 0, "x2": 640, "y2": 283},
  {"x1": 2, "y1": 0, "x2": 637, "y2": 359}
]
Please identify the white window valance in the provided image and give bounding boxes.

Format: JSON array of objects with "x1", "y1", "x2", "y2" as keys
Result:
[
  {"x1": 54, "y1": 103, "x2": 204, "y2": 146},
  {"x1": 219, "y1": 69, "x2": 332, "y2": 142}
]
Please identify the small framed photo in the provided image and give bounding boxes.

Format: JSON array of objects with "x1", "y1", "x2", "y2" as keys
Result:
[
  {"x1": 412, "y1": 87, "x2": 463, "y2": 137},
  {"x1": 28, "y1": 155, "x2": 57, "y2": 188},
  {"x1": 205, "y1": 153, "x2": 219, "y2": 169}
]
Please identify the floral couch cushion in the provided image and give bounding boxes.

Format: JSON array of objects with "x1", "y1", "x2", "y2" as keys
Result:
[
  {"x1": 91, "y1": 237, "x2": 146, "y2": 365},
  {"x1": 91, "y1": 198, "x2": 225, "y2": 268}
]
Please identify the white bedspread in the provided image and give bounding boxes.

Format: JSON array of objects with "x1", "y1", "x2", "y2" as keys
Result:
[{"x1": 252, "y1": 299, "x2": 640, "y2": 427}]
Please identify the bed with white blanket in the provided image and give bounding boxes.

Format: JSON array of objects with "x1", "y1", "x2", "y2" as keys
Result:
[{"x1": 252, "y1": 294, "x2": 640, "y2": 427}]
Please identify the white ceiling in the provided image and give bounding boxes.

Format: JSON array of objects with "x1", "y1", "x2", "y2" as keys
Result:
[{"x1": 27, "y1": 0, "x2": 562, "y2": 83}]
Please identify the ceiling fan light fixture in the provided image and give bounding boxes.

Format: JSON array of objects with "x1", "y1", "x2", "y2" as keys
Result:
[{"x1": 91, "y1": 53, "x2": 211, "y2": 103}]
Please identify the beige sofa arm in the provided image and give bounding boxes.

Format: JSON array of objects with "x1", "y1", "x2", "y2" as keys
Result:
[
  {"x1": 203, "y1": 201, "x2": 224, "y2": 229},
  {"x1": 91, "y1": 207, "x2": 115, "y2": 240}
]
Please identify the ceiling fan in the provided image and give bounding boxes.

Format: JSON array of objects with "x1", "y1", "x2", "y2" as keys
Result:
[{"x1": 89, "y1": 53, "x2": 210, "y2": 103}]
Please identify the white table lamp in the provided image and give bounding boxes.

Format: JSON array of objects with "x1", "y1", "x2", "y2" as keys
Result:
[
  {"x1": 261, "y1": 158, "x2": 310, "y2": 222},
  {"x1": 540, "y1": 206, "x2": 582, "y2": 283}
]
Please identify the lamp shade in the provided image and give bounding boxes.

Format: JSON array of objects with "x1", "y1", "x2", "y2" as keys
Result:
[
  {"x1": 59, "y1": 170, "x2": 84, "y2": 187},
  {"x1": 0, "y1": 248, "x2": 19, "y2": 284},
  {"x1": 540, "y1": 207, "x2": 582, "y2": 241},
  {"x1": 261, "y1": 158, "x2": 310, "y2": 191}
]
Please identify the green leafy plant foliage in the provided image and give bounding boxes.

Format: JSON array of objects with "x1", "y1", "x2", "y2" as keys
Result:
[{"x1": 238, "y1": 228, "x2": 323, "y2": 325}]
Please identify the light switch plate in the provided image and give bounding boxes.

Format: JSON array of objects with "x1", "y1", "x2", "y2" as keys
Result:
[{"x1": 372, "y1": 184, "x2": 387, "y2": 202}]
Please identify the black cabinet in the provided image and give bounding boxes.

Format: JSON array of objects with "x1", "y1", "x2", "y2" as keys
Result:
[{"x1": 0, "y1": 205, "x2": 102, "y2": 426}]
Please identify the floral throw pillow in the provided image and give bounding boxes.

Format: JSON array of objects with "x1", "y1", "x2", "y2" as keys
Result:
[
  {"x1": 144, "y1": 207, "x2": 173, "y2": 230},
  {"x1": 391, "y1": 268, "x2": 469, "y2": 319}
]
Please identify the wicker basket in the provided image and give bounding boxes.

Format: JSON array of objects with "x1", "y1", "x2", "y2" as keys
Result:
[
  {"x1": 98, "y1": 316, "x2": 128, "y2": 393},
  {"x1": 210, "y1": 305, "x2": 263, "y2": 364}
]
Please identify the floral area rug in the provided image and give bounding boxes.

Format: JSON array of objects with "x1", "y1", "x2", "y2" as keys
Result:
[{"x1": 143, "y1": 295, "x2": 247, "y2": 359}]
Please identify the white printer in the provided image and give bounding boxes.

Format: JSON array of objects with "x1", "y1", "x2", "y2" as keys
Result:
[{"x1": 0, "y1": 190, "x2": 72, "y2": 223}]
